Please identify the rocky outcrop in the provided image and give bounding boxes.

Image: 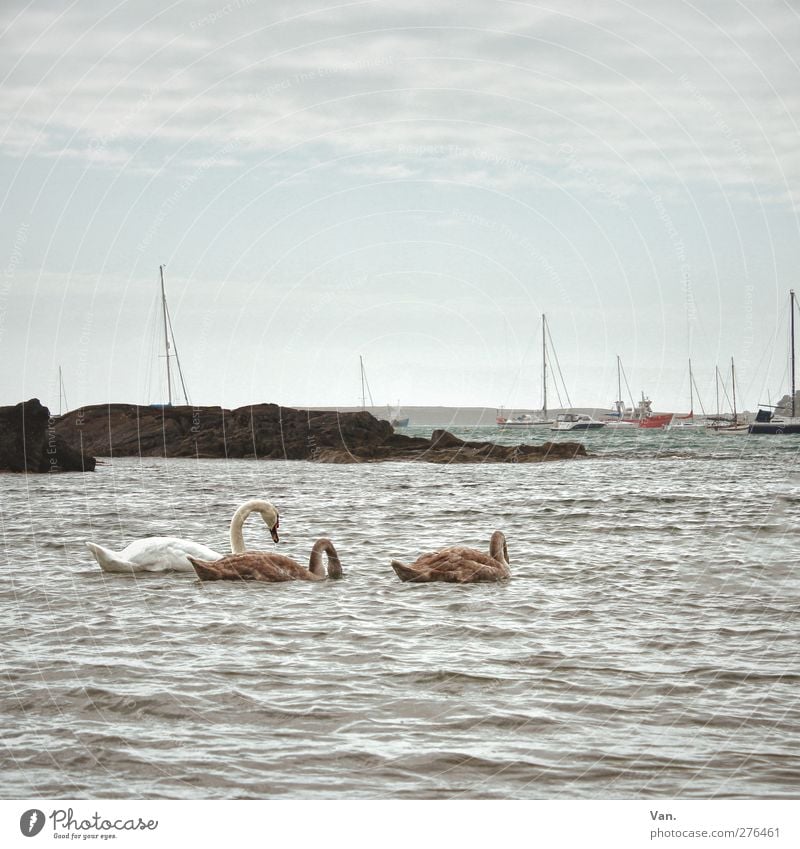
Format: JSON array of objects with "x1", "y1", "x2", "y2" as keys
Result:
[
  {"x1": 0, "y1": 399, "x2": 96, "y2": 473},
  {"x1": 52, "y1": 403, "x2": 586, "y2": 463}
]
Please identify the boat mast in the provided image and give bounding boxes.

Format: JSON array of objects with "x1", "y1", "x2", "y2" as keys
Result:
[
  {"x1": 688, "y1": 358, "x2": 694, "y2": 417},
  {"x1": 616, "y1": 355, "x2": 622, "y2": 414},
  {"x1": 542, "y1": 314, "x2": 548, "y2": 418},
  {"x1": 715, "y1": 367, "x2": 720, "y2": 420},
  {"x1": 731, "y1": 357, "x2": 737, "y2": 424},
  {"x1": 789, "y1": 289, "x2": 795, "y2": 418},
  {"x1": 160, "y1": 265, "x2": 172, "y2": 407},
  {"x1": 360, "y1": 356, "x2": 366, "y2": 411},
  {"x1": 58, "y1": 365, "x2": 68, "y2": 416}
]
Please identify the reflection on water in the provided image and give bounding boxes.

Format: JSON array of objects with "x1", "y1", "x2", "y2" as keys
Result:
[{"x1": 1, "y1": 429, "x2": 799, "y2": 798}]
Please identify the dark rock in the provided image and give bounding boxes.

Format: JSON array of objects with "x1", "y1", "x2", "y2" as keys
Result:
[
  {"x1": 0, "y1": 399, "x2": 96, "y2": 473},
  {"x1": 52, "y1": 402, "x2": 586, "y2": 464}
]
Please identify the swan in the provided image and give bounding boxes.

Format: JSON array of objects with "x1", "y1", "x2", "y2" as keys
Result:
[
  {"x1": 85, "y1": 499, "x2": 280, "y2": 574},
  {"x1": 189, "y1": 538, "x2": 342, "y2": 583},
  {"x1": 391, "y1": 531, "x2": 510, "y2": 583}
]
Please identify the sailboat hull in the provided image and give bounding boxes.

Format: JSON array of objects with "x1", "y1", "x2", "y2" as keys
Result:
[{"x1": 749, "y1": 421, "x2": 800, "y2": 434}]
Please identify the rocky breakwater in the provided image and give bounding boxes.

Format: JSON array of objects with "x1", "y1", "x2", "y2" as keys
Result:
[
  {"x1": 52, "y1": 403, "x2": 587, "y2": 463},
  {"x1": 0, "y1": 399, "x2": 96, "y2": 472}
]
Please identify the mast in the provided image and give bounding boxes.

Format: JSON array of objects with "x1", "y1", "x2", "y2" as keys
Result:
[
  {"x1": 715, "y1": 367, "x2": 720, "y2": 420},
  {"x1": 58, "y1": 365, "x2": 68, "y2": 416},
  {"x1": 542, "y1": 314, "x2": 547, "y2": 417},
  {"x1": 617, "y1": 355, "x2": 622, "y2": 415},
  {"x1": 360, "y1": 356, "x2": 366, "y2": 411},
  {"x1": 731, "y1": 357, "x2": 737, "y2": 424},
  {"x1": 688, "y1": 358, "x2": 694, "y2": 417},
  {"x1": 791, "y1": 289, "x2": 796, "y2": 417},
  {"x1": 160, "y1": 265, "x2": 172, "y2": 407}
]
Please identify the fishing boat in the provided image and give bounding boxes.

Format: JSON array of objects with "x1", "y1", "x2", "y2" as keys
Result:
[
  {"x1": 750, "y1": 290, "x2": 800, "y2": 434},
  {"x1": 601, "y1": 357, "x2": 672, "y2": 428},
  {"x1": 496, "y1": 314, "x2": 554, "y2": 427},
  {"x1": 551, "y1": 413, "x2": 606, "y2": 431}
]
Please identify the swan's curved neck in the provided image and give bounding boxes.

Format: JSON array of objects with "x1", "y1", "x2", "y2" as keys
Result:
[
  {"x1": 230, "y1": 504, "x2": 253, "y2": 553},
  {"x1": 229, "y1": 500, "x2": 278, "y2": 553},
  {"x1": 309, "y1": 538, "x2": 342, "y2": 578},
  {"x1": 489, "y1": 531, "x2": 508, "y2": 565}
]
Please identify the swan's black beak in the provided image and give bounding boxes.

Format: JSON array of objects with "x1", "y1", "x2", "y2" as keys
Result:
[{"x1": 271, "y1": 523, "x2": 280, "y2": 544}]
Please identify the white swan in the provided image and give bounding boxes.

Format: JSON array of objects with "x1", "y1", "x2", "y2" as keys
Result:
[{"x1": 85, "y1": 499, "x2": 280, "y2": 574}]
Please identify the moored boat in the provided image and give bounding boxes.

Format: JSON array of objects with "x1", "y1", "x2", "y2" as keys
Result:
[
  {"x1": 749, "y1": 409, "x2": 800, "y2": 434},
  {"x1": 551, "y1": 413, "x2": 606, "y2": 431},
  {"x1": 750, "y1": 290, "x2": 800, "y2": 435},
  {"x1": 602, "y1": 357, "x2": 672, "y2": 429},
  {"x1": 496, "y1": 314, "x2": 554, "y2": 428},
  {"x1": 496, "y1": 412, "x2": 553, "y2": 427}
]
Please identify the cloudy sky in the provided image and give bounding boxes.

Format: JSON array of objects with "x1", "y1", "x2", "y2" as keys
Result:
[{"x1": 1, "y1": 0, "x2": 799, "y2": 413}]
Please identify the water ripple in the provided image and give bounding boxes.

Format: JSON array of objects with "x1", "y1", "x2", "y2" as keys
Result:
[{"x1": 2, "y1": 436, "x2": 800, "y2": 798}]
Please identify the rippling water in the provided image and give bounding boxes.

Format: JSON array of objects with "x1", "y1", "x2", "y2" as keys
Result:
[{"x1": 2, "y1": 428, "x2": 800, "y2": 798}]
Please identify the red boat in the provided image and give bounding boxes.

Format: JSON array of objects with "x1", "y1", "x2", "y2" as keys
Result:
[
  {"x1": 637, "y1": 412, "x2": 674, "y2": 429},
  {"x1": 604, "y1": 360, "x2": 673, "y2": 429}
]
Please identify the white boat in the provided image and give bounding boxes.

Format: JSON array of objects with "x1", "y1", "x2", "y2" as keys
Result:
[
  {"x1": 551, "y1": 413, "x2": 606, "y2": 431},
  {"x1": 497, "y1": 411, "x2": 552, "y2": 427},
  {"x1": 359, "y1": 358, "x2": 411, "y2": 427},
  {"x1": 750, "y1": 290, "x2": 800, "y2": 434},
  {"x1": 496, "y1": 314, "x2": 554, "y2": 428},
  {"x1": 668, "y1": 415, "x2": 707, "y2": 430},
  {"x1": 386, "y1": 402, "x2": 409, "y2": 428}
]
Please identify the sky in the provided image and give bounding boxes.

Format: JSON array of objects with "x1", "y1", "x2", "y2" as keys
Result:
[{"x1": 1, "y1": 0, "x2": 799, "y2": 413}]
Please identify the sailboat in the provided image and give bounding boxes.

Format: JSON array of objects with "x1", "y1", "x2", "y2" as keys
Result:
[
  {"x1": 56, "y1": 365, "x2": 68, "y2": 416},
  {"x1": 750, "y1": 289, "x2": 800, "y2": 434},
  {"x1": 359, "y1": 356, "x2": 410, "y2": 427},
  {"x1": 151, "y1": 265, "x2": 190, "y2": 408},
  {"x1": 603, "y1": 356, "x2": 636, "y2": 428},
  {"x1": 386, "y1": 401, "x2": 409, "y2": 428},
  {"x1": 707, "y1": 358, "x2": 748, "y2": 434},
  {"x1": 496, "y1": 314, "x2": 555, "y2": 427},
  {"x1": 667, "y1": 358, "x2": 706, "y2": 429}
]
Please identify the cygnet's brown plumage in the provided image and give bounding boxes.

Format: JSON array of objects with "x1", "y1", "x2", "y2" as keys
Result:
[
  {"x1": 189, "y1": 538, "x2": 342, "y2": 583},
  {"x1": 391, "y1": 531, "x2": 510, "y2": 583}
]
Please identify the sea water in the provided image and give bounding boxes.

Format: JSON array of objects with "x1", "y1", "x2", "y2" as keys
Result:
[{"x1": 2, "y1": 428, "x2": 799, "y2": 798}]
